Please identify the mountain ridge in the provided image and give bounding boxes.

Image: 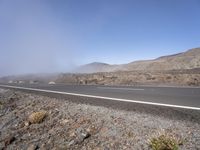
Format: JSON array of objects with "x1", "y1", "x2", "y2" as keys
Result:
[{"x1": 75, "y1": 47, "x2": 200, "y2": 73}]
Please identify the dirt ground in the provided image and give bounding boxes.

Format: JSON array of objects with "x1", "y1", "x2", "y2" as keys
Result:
[{"x1": 0, "y1": 88, "x2": 200, "y2": 150}]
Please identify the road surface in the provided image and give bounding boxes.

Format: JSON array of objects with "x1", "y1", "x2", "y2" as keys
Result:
[{"x1": 0, "y1": 83, "x2": 200, "y2": 110}]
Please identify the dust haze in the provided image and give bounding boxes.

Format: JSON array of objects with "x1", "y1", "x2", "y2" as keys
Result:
[{"x1": 0, "y1": 0, "x2": 80, "y2": 77}]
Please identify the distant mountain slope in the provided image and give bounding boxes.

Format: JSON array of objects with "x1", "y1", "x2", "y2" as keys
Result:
[
  {"x1": 73, "y1": 62, "x2": 119, "y2": 73},
  {"x1": 122, "y1": 48, "x2": 200, "y2": 71},
  {"x1": 75, "y1": 48, "x2": 200, "y2": 73}
]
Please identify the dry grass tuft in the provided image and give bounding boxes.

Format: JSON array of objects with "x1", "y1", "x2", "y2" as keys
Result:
[
  {"x1": 149, "y1": 130, "x2": 183, "y2": 150},
  {"x1": 0, "y1": 101, "x2": 3, "y2": 109},
  {"x1": 28, "y1": 111, "x2": 47, "y2": 124}
]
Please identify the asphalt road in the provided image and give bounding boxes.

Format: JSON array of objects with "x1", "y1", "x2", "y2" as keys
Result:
[{"x1": 0, "y1": 83, "x2": 200, "y2": 110}]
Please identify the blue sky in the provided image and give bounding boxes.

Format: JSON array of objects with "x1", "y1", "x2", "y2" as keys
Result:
[{"x1": 0, "y1": 0, "x2": 200, "y2": 75}]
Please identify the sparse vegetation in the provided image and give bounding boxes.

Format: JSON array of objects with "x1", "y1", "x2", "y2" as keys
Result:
[
  {"x1": 149, "y1": 131, "x2": 183, "y2": 150},
  {"x1": 1, "y1": 89, "x2": 199, "y2": 149},
  {"x1": 0, "y1": 101, "x2": 3, "y2": 109},
  {"x1": 54, "y1": 69, "x2": 200, "y2": 87},
  {"x1": 28, "y1": 111, "x2": 47, "y2": 124}
]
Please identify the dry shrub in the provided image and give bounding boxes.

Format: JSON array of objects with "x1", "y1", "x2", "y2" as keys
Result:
[
  {"x1": 0, "y1": 101, "x2": 4, "y2": 110},
  {"x1": 28, "y1": 111, "x2": 47, "y2": 124},
  {"x1": 149, "y1": 130, "x2": 183, "y2": 150}
]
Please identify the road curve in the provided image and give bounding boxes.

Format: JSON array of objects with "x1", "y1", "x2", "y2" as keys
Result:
[{"x1": 0, "y1": 83, "x2": 200, "y2": 110}]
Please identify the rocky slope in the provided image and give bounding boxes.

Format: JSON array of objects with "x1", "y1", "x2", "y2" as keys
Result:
[
  {"x1": 75, "y1": 48, "x2": 200, "y2": 73},
  {"x1": 0, "y1": 88, "x2": 200, "y2": 149},
  {"x1": 56, "y1": 69, "x2": 200, "y2": 86},
  {"x1": 122, "y1": 48, "x2": 200, "y2": 71}
]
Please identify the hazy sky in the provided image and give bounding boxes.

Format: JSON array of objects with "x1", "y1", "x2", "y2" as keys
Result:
[{"x1": 0, "y1": 0, "x2": 200, "y2": 76}]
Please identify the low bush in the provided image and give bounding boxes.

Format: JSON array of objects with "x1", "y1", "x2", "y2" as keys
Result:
[
  {"x1": 28, "y1": 111, "x2": 47, "y2": 124},
  {"x1": 149, "y1": 131, "x2": 183, "y2": 150}
]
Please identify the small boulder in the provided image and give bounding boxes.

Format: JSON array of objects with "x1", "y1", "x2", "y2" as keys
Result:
[
  {"x1": 76, "y1": 128, "x2": 91, "y2": 143},
  {"x1": 27, "y1": 144, "x2": 38, "y2": 150},
  {"x1": 60, "y1": 119, "x2": 69, "y2": 125},
  {"x1": 24, "y1": 121, "x2": 30, "y2": 126}
]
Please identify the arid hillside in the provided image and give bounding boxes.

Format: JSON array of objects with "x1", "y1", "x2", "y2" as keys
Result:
[
  {"x1": 56, "y1": 69, "x2": 200, "y2": 86},
  {"x1": 54, "y1": 48, "x2": 200, "y2": 86},
  {"x1": 74, "y1": 48, "x2": 200, "y2": 73},
  {"x1": 74, "y1": 62, "x2": 119, "y2": 73},
  {"x1": 122, "y1": 48, "x2": 200, "y2": 71}
]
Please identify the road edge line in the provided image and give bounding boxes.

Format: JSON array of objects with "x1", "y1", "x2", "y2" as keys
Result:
[{"x1": 0, "y1": 84, "x2": 200, "y2": 110}]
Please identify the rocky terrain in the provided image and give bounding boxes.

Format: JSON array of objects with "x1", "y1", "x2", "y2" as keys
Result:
[
  {"x1": 1, "y1": 69, "x2": 200, "y2": 87},
  {"x1": 56, "y1": 69, "x2": 200, "y2": 86},
  {"x1": 0, "y1": 88, "x2": 200, "y2": 150}
]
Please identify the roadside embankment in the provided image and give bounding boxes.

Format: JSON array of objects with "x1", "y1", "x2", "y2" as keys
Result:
[{"x1": 0, "y1": 88, "x2": 200, "y2": 149}]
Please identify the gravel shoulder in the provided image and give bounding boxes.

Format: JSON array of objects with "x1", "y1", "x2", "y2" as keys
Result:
[{"x1": 0, "y1": 88, "x2": 200, "y2": 150}]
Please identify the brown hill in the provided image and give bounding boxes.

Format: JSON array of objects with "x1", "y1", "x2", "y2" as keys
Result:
[
  {"x1": 75, "y1": 48, "x2": 200, "y2": 73},
  {"x1": 122, "y1": 48, "x2": 200, "y2": 71},
  {"x1": 74, "y1": 62, "x2": 119, "y2": 73}
]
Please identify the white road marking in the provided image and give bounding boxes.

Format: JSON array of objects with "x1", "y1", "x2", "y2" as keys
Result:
[
  {"x1": 97, "y1": 87, "x2": 145, "y2": 91},
  {"x1": 0, "y1": 84, "x2": 200, "y2": 110}
]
